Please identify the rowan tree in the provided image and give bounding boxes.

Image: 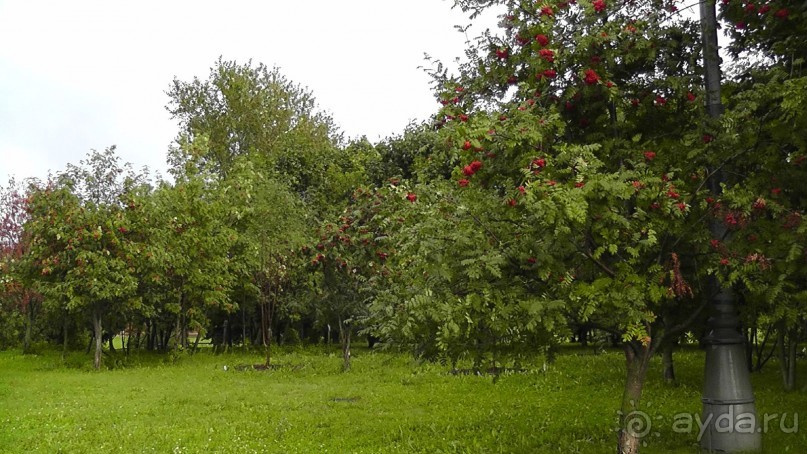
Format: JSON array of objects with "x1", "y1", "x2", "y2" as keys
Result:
[{"x1": 428, "y1": 1, "x2": 721, "y2": 451}]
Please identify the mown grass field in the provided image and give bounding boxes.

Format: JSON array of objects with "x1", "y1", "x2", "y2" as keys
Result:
[{"x1": 0, "y1": 345, "x2": 804, "y2": 453}]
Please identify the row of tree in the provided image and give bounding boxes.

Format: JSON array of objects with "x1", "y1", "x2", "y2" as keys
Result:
[{"x1": 1, "y1": 2, "x2": 806, "y2": 453}]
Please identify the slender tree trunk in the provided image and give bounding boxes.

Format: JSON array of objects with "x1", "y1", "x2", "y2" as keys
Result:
[
  {"x1": 265, "y1": 285, "x2": 279, "y2": 367},
  {"x1": 474, "y1": 336, "x2": 483, "y2": 373},
  {"x1": 161, "y1": 329, "x2": 172, "y2": 352},
  {"x1": 176, "y1": 292, "x2": 188, "y2": 349},
  {"x1": 260, "y1": 299, "x2": 269, "y2": 362},
  {"x1": 93, "y1": 310, "x2": 103, "y2": 370},
  {"x1": 787, "y1": 339, "x2": 797, "y2": 391},
  {"x1": 145, "y1": 321, "x2": 151, "y2": 351},
  {"x1": 777, "y1": 327, "x2": 787, "y2": 388},
  {"x1": 62, "y1": 314, "x2": 69, "y2": 360},
  {"x1": 182, "y1": 319, "x2": 188, "y2": 349},
  {"x1": 222, "y1": 320, "x2": 229, "y2": 353},
  {"x1": 134, "y1": 325, "x2": 142, "y2": 350},
  {"x1": 264, "y1": 319, "x2": 273, "y2": 368},
  {"x1": 617, "y1": 341, "x2": 652, "y2": 454},
  {"x1": 86, "y1": 332, "x2": 94, "y2": 354},
  {"x1": 777, "y1": 322, "x2": 796, "y2": 391},
  {"x1": 777, "y1": 324, "x2": 797, "y2": 391},
  {"x1": 147, "y1": 322, "x2": 156, "y2": 351},
  {"x1": 265, "y1": 334, "x2": 272, "y2": 367},
  {"x1": 108, "y1": 334, "x2": 116, "y2": 353},
  {"x1": 228, "y1": 315, "x2": 233, "y2": 350},
  {"x1": 749, "y1": 323, "x2": 775, "y2": 372},
  {"x1": 22, "y1": 301, "x2": 33, "y2": 354},
  {"x1": 125, "y1": 325, "x2": 132, "y2": 354},
  {"x1": 343, "y1": 329, "x2": 352, "y2": 372},
  {"x1": 241, "y1": 299, "x2": 247, "y2": 350},
  {"x1": 746, "y1": 326, "x2": 755, "y2": 372},
  {"x1": 338, "y1": 316, "x2": 351, "y2": 372},
  {"x1": 662, "y1": 343, "x2": 676, "y2": 385},
  {"x1": 192, "y1": 328, "x2": 202, "y2": 353}
]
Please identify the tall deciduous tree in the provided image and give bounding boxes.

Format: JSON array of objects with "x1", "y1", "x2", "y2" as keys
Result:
[
  {"x1": 166, "y1": 58, "x2": 343, "y2": 212},
  {"x1": 224, "y1": 156, "x2": 308, "y2": 365},
  {"x1": 307, "y1": 186, "x2": 401, "y2": 371},
  {"x1": 146, "y1": 153, "x2": 237, "y2": 351}
]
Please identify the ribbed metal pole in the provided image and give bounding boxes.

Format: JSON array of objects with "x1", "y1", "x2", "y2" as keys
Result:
[{"x1": 699, "y1": 1, "x2": 761, "y2": 452}]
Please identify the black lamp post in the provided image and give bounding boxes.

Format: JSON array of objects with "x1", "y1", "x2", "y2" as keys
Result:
[
  {"x1": 700, "y1": 291, "x2": 761, "y2": 451},
  {"x1": 699, "y1": 1, "x2": 761, "y2": 451}
]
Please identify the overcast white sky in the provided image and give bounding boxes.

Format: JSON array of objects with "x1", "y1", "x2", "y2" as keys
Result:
[{"x1": 0, "y1": 0, "x2": 499, "y2": 183}]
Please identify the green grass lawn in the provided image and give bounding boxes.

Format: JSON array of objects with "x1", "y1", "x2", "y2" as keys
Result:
[{"x1": 0, "y1": 345, "x2": 803, "y2": 453}]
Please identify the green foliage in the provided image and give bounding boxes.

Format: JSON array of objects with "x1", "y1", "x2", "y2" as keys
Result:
[
  {"x1": 420, "y1": 1, "x2": 713, "y2": 363},
  {"x1": 0, "y1": 178, "x2": 34, "y2": 349},
  {"x1": 304, "y1": 185, "x2": 404, "y2": 360},
  {"x1": 133, "y1": 151, "x2": 241, "y2": 350},
  {"x1": 17, "y1": 149, "x2": 148, "y2": 367},
  {"x1": 370, "y1": 179, "x2": 565, "y2": 368},
  {"x1": 366, "y1": 121, "x2": 452, "y2": 185},
  {"x1": 702, "y1": 63, "x2": 807, "y2": 358},
  {"x1": 720, "y1": 0, "x2": 807, "y2": 68},
  {"x1": 166, "y1": 58, "x2": 346, "y2": 214}
]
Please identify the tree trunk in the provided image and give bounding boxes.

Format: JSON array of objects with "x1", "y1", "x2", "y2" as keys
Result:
[
  {"x1": 617, "y1": 341, "x2": 652, "y2": 454},
  {"x1": 265, "y1": 292, "x2": 274, "y2": 366},
  {"x1": 161, "y1": 329, "x2": 172, "y2": 352},
  {"x1": 86, "y1": 331, "x2": 94, "y2": 354},
  {"x1": 192, "y1": 328, "x2": 202, "y2": 353},
  {"x1": 176, "y1": 292, "x2": 188, "y2": 349},
  {"x1": 222, "y1": 320, "x2": 229, "y2": 353},
  {"x1": 125, "y1": 326, "x2": 133, "y2": 354},
  {"x1": 787, "y1": 339, "x2": 797, "y2": 390},
  {"x1": 134, "y1": 325, "x2": 142, "y2": 350},
  {"x1": 146, "y1": 321, "x2": 154, "y2": 351},
  {"x1": 746, "y1": 326, "x2": 755, "y2": 372},
  {"x1": 343, "y1": 329, "x2": 352, "y2": 372},
  {"x1": 62, "y1": 315, "x2": 69, "y2": 360},
  {"x1": 93, "y1": 310, "x2": 103, "y2": 370},
  {"x1": 338, "y1": 316, "x2": 351, "y2": 372},
  {"x1": 22, "y1": 301, "x2": 33, "y2": 354},
  {"x1": 265, "y1": 333, "x2": 272, "y2": 367},
  {"x1": 474, "y1": 336, "x2": 483, "y2": 373},
  {"x1": 260, "y1": 299, "x2": 270, "y2": 363},
  {"x1": 777, "y1": 324, "x2": 797, "y2": 391},
  {"x1": 241, "y1": 300, "x2": 247, "y2": 350},
  {"x1": 662, "y1": 343, "x2": 675, "y2": 385}
]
